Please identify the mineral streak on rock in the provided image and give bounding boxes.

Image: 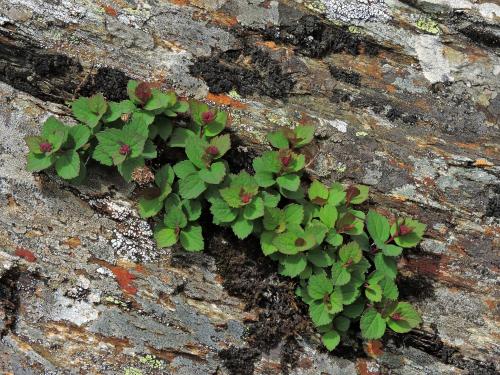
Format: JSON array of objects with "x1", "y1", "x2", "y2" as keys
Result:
[{"x1": 0, "y1": 0, "x2": 499, "y2": 374}]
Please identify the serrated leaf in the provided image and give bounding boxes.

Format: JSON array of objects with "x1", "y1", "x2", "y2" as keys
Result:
[
  {"x1": 169, "y1": 128, "x2": 195, "y2": 148},
  {"x1": 199, "y1": 162, "x2": 226, "y2": 184},
  {"x1": 279, "y1": 254, "x2": 307, "y2": 277},
  {"x1": 155, "y1": 164, "x2": 175, "y2": 188},
  {"x1": 294, "y1": 125, "x2": 315, "y2": 148},
  {"x1": 273, "y1": 231, "x2": 299, "y2": 255},
  {"x1": 276, "y1": 173, "x2": 300, "y2": 191},
  {"x1": 360, "y1": 308, "x2": 387, "y2": 340},
  {"x1": 322, "y1": 330, "x2": 340, "y2": 351},
  {"x1": 261, "y1": 190, "x2": 281, "y2": 208},
  {"x1": 210, "y1": 198, "x2": 238, "y2": 223},
  {"x1": 254, "y1": 172, "x2": 276, "y2": 188},
  {"x1": 307, "y1": 248, "x2": 333, "y2": 267},
  {"x1": 55, "y1": 150, "x2": 80, "y2": 179},
  {"x1": 374, "y1": 253, "x2": 398, "y2": 279},
  {"x1": 68, "y1": 125, "x2": 91, "y2": 150},
  {"x1": 326, "y1": 229, "x2": 343, "y2": 247},
  {"x1": 179, "y1": 224, "x2": 204, "y2": 251},
  {"x1": 343, "y1": 298, "x2": 365, "y2": 319},
  {"x1": 117, "y1": 157, "x2": 145, "y2": 182},
  {"x1": 267, "y1": 130, "x2": 289, "y2": 149},
  {"x1": 283, "y1": 204, "x2": 304, "y2": 225},
  {"x1": 174, "y1": 160, "x2": 198, "y2": 179},
  {"x1": 366, "y1": 210, "x2": 390, "y2": 243},
  {"x1": 328, "y1": 288, "x2": 344, "y2": 314},
  {"x1": 308, "y1": 180, "x2": 329, "y2": 203},
  {"x1": 209, "y1": 134, "x2": 231, "y2": 158},
  {"x1": 319, "y1": 204, "x2": 338, "y2": 228},
  {"x1": 263, "y1": 207, "x2": 282, "y2": 231},
  {"x1": 231, "y1": 214, "x2": 254, "y2": 239},
  {"x1": 182, "y1": 199, "x2": 202, "y2": 221},
  {"x1": 205, "y1": 111, "x2": 227, "y2": 137},
  {"x1": 380, "y1": 278, "x2": 399, "y2": 300},
  {"x1": 260, "y1": 231, "x2": 278, "y2": 256},
  {"x1": 378, "y1": 243, "x2": 403, "y2": 257},
  {"x1": 253, "y1": 151, "x2": 281, "y2": 174},
  {"x1": 185, "y1": 134, "x2": 209, "y2": 169},
  {"x1": 154, "y1": 225, "x2": 178, "y2": 248},
  {"x1": 331, "y1": 262, "x2": 351, "y2": 286},
  {"x1": 164, "y1": 205, "x2": 187, "y2": 229},
  {"x1": 307, "y1": 273, "x2": 333, "y2": 300},
  {"x1": 387, "y1": 302, "x2": 422, "y2": 333},
  {"x1": 71, "y1": 96, "x2": 107, "y2": 128},
  {"x1": 339, "y1": 282, "x2": 359, "y2": 305},
  {"x1": 328, "y1": 183, "x2": 346, "y2": 205},
  {"x1": 138, "y1": 196, "x2": 165, "y2": 218},
  {"x1": 25, "y1": 136, "x2": 45, "y2": 154},
  {"x1": 243, "y1": 196, "x2": 264, "y2": 220},
  {"x1": 178, "y1": 173, "x2": 207, "y2": 199},
  {"x1": 349, "y1": 184, "x2": 369, "y2": 204},
  {"x1": 334, "y1": 316, "x2": 351, "y2": 332},
  {"x1": 26, "y1": 152, "x2": 55, "y2": 171},
  {"x1": 144, "y1": 89, "x2": 176, "y2": 111},
  {"x1": 310, "y1": 300, "x2": 333, "y2": 327},
  {"x1": 339, "y1": 241, "x2": 362, "y2": 264},
  {"x1": 365, "y1": 283, "x2": 383, "y2": 302},
  {"x1": 391, "y1": 218, "x2": 426, "y2": 248}
]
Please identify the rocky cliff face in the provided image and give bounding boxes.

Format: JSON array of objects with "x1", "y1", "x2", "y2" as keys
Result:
[{"x1": 0, "y1": 0, "x2": 498, "y2": 374}]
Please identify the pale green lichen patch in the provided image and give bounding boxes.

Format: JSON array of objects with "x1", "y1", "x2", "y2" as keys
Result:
[{"x1": 416, "y1": 17, "x2": 440, "y2": 35}]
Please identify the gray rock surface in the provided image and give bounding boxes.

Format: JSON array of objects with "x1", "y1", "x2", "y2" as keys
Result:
[{"x1": 0, "y1": 0, "x2": 498, "y2": 374}]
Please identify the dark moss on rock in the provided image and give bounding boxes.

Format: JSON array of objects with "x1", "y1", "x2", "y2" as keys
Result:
[{"x1": 79, "y1": 67, "x2": 130, "y2": 101}]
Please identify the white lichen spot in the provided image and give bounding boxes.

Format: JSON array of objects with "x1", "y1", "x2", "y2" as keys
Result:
[
  {"x1": 322, "y1": 0, "x2": 391, "y2": 23},
  {"x1": 50, "y1": 290, "x2": 98, "y2": 326},
  {"x1": 414, "y1": 35, "x2": 452, "y2": 84}
]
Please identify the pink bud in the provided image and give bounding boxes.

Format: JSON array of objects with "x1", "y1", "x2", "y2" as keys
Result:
[
  {"x1": 39, "y1": 142, "x2": 52, "y2": 153},
  {"x1": 398, "y1": 225, "x2": 413, "y2": 236},
  {"x1": 391, "y1": 313, "x2": 402, "y2": 321},
  {"x1": 241, "y1": 193, "x2": 252, "y2": 204},
  {"x1": 280, "y1": 155, "x2": 292, "y2": 167},
  {"x1": 201, "y1": 111, "x2": 215, "y2": 124},
  {"x1": 119, "y1": 144, "x2": 131, "y2": 155},
  {"x1": 206, "y1": 146, "x2": 219, "y2": 156}
]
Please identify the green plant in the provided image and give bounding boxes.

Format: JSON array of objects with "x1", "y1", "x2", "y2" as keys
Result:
[{"x1": 25, "y1": 81, "x2": 425, "y2": 352}]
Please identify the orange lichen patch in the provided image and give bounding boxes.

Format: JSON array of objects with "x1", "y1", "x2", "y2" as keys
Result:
[
  {"x1": 385, "y1": 84, "x2": 397, "y2": 94},
  {"x1": 484, "y1": 299, "x2": 497, "y2": 311},
  {"x1": 211, "y1": 12, "x2": 239, "y2": 28},
  {"x1": 64, "y1": 237, "x2": 81, "y2": 249},
  {"x1": 169, "y1": 0, "x2": 190, "y2": 5},
  {"x1": 255, "y1": 40, "x2": 280, "y2": 50},
  {"x1": 483, "y1": 226, "x2": 500, "y2": 237},
  {"x1": 356, "y1": 359, "x2": 380, "y2": 375},
  {"x1": 473, "y1": 158, "x2": 494, "y2": 168},
  {"x1": 109, "y1": 266, "x2": 138, "y2": 294},
  {"x1": 206, "y1": 93, "x2": 248, "y2": 109},
  {"x1": 364, "y1": 340, "x2": 384, "y2": 358},
  {"x1": 102, "y1": 5, "x2": 118, "y2": 17},
  {"x1": 15, "y1": 247, "x2": 37, "y2": 262}
]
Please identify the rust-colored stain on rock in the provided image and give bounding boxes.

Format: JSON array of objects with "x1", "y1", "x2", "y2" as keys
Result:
[
  {"x1": 109, "y1": 266, "x2": 138, "y2": 294},
  {"x1": 15, "y1": 247, "x2": 37, "y2": 262}
]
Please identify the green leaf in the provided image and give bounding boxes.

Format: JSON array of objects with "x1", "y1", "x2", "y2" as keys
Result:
[
  {"x1": 168, "y1": 128, "x2": 195, "y2": 148},
  {"x1": 199, "y1": 162, "x2": 226, "y2": 184},
  {"x1": 309, "y1": 300, "x2": 333, "y2": 327},
  {"x1": 71, "y1": 95, "x2": 107, "y2": 128},
  {"x1": 343, "y1": 298, "x2": 365, "y2": 318},
  {"x1": 339, "y1": 283, "x2": 359, "y2": 305},
  {"x1": 220, "y1": 186, "x2": 243, "y2": 208},
  {"x1": 391, "y1": 218, "x2": 426, "y2": 248},
  {"x1": 150, "y1": 116, "x2": 173, "y2": 141},
  {"x1": 138, "y1": 196, "x2": 165, "y2": 218},
  {"x1": 210, "y1": 198, "x2": 238, "y2": 223},
  {"x1": 365, "y1": 283, "x2": 382, "y2": 302},
  {"x1": 279, "y1": 254, "x2": 307, "y2": 277},
  {"x1": 328, "y1": 183, "x2": 346, "y2": 206},
  {"x1": 155, "y1": 164, "x2": 175, "y2": 187},
  {"x1": 380, "y1": 278, "x2": 399, "y2": 300},
  {"x1": 294, "y1": 125, "x2": 315, "y2": 148},
  {"x1": 185, "y1": 134, "x2": 209, "y2": 169},
  {"x1": 154, "y1": 225, "x2": 178, "y2": 248},
  {"x1": 276, "y1": 174, "x2": 300, "y2": 191},
  {"x1": 331, "y1": 262, "x2": 351, "y2": 286},
  {"x1": 307, "y1": 273, "x2": 333, "y2": 300},
  {"x1": 283, "y1": 204, "x2": 304, "y2": 225},
  {"x1": 172, "y1": 100, "x2": 189, "y2": 113},
  {"x1": 326, "y1": 230, "x2": 343, "y2": 247},
  {"x1": 307, "y1": 248, "x2": 333, "y2": 267},
  {"x1": 308, "y1": 180, "x2": 329, "y2": 204},
  {"x1": 25, "y1": 136, "x2": 45, "y2": 154},
  {"x1": 142, "y1": 139, "x2": 157, "y2": 159},
  {"x1": 366, "y1": 210, "x2": 390, "y2": 243},
  {"x1": 349, "y1": 184, "x2": 369, "y2": 204},
  {"x1": 103, "y1": 100, "x2": 135, "y2": 123},
  {"x1": 387, "y1": 302, "x2": 422, "y2": 333},
  {"x1": 260, "y1": 231, "x2": 278, "y2": 255},
  {"x1": 205, "y1": 111, "x2": 227, "y2": 137},
  {"x1": 374, "y1": 253, "x2": 398, "y2": 279},
  {"x1": 267, "y1": 130, "x2": 289, "y2": 149},
  {"x1": 378, "y1": 243, "x2": 403, "y2": 257},
  {"x1": 179, "y1": 224, "x2": 204, "y2": 252},
  {"x1": 127, "y1": 80, "x2": 141, "y2": 104},
  {"x1": 360, "y1": 308, "x2": 387, "y2": 340},
  {"x1": 322, "y1": 330, "x2": 340, "y2": 351},
  {"x1": 68, "y1": 125, "x2": 91, "y2": 150},
  {"x1": 164, "y1": 205, "x2": 188, "y2": 229},
  {"x1": 144, "y1": 89, "x2": 176, "y2": 111},
  {"x1": 174, "y1": 160, "x2": 198, "y2": 179},
  {"x1": 182, "y1": 199, "x2": 202, "y2": 221},
  {"x1": 243, "y1": 196, "x2": 264, "y2": 220},
  {"x1": 26, "y1": 152, "x2": 55, "y2": 171},
  {"x1": 333, "y1": 316, "x2": 351, "y2": 332},
  {"x1": 253, "y1": 151, "x2": 281, "y2": 174},
  {"x1": 319, "y1": 204, "x2": 338, "y2": 228},
  {"x1": 328, "y1": 288, "x2": 344, "y2": 314},
  {"x1": 261, "y1": 190, "x2": 281, "y2": 208},
  {"x1": 231, "y1": 214, "x2": 254, "y2": 239},
  {"x1": 209, "y1": 134, "x2": 231, "y2": 158},
  {"x1": 55, "y1": 150, "x2": 80, "y2": 179},
  {"x1": 339, "y1": 242, "x2": 362, "y2": 264},
  {"x1": 254, "y1": 172, "x2": 275, "y2": 188},
  {"x1": 263, "y1": 207, "x2": 282, "y2": 231},
  {"x1": 178, "y1": 173, "x2": 207, "y2": 199},
  {"x1": 273, "y1": 231, "x2": 302, "y2": 255}
]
